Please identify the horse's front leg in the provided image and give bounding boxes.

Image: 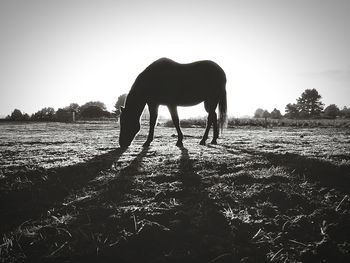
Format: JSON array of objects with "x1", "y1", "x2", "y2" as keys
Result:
[
  {"x1": 143, "y1": 104, "x2": 159, "y2": 147},
  {"x1": 168, "y1": 105, "x2": 183, "y2": 147}
]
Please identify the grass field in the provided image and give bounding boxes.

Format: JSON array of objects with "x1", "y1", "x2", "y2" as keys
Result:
[
  {"x1": 163, "y1": 117, "x2": 350, "y2": 129},
  {"x1": 1, "y1": 121, "x2": 350, "y2": 262}
]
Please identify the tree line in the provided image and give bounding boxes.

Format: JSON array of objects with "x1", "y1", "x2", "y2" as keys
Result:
[
  {"x1": 254, "y1": 89, "x2": 350, "y2": 119},
  {"x1": 4, "y1": 89, "x2": 349, "y2": 122},
  {"x1": 6, "y1": 101, "x2": 113, "y2": 122},
  {"x1": 5, "y1": 94, "x2": 131, "y2": 122}
]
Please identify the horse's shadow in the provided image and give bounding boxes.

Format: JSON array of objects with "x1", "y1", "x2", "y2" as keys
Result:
[
  {"x1": 166, "y1": 146, "x2": 234, "y2": 262},
  {"x1": 178, "y1": 146, "x2": 201, "y2": 186},
  {"x1": 99, "y1": 146, "x2": 235, "y2": 262},
  {"x1": 101, "y1": 146, "x2": 150, "y2": 200},
  {"x1": 0, "y1": 147, "x2": 127, "y2": 234}
]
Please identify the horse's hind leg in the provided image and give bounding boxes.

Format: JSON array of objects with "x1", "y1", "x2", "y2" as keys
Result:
[
  {"x1": 143, "y1": 104, "x2": 159, "y2": 147},
  {"x1": 168, "y1": 106, "x2": 183, "y2": 147},
  {"x1": 211, "y1": 112, "x2": 218, "y2": 144},
  {"x1": 200, "y1": 112, "x2": 214, "y2": 145},
  {"x1": 200, "y1": 101, "x2": 215, "y2": 145}
]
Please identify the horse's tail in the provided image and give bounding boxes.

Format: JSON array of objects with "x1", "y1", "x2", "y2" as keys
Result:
[{"x1": 218, "y1": 87, "x2": 227, "y2": 133}]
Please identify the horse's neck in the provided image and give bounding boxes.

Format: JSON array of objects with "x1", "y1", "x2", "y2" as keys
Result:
[{"x1": 126, "y1": 91, "x2": 146, "y2": 117}]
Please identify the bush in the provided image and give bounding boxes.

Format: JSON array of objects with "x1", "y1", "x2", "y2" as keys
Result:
[
  {"x1": 163, "y1": 118, "x2": 206, "y2": 128},
  {"x1": 161, "y1": 117, "x2": 350, "y2": 129}
]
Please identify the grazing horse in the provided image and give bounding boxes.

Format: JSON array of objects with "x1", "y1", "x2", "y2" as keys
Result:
[{"x1": 119, "y1": 58, "x2": 227, "y2": 147}]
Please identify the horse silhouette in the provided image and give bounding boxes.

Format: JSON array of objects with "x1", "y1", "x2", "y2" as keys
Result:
[{"x1": 119, "y1": 58, "x2": 227, "y2": 147}]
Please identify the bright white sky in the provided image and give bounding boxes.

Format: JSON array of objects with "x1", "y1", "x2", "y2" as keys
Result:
[{"x1": 0, "y1": 0, "x2": 349, "y2": 118}]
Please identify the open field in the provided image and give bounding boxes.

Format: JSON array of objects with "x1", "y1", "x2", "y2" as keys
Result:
[
  {"x1": 163, "y1": 117, "x2": 350, "y2": 129},
  {"x1": 1, "y1": 122, "x2": 350, "y2": 262}
]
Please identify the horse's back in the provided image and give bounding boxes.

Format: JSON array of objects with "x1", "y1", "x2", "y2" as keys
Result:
[
  {"x1": 146, "y1": 57, "x2": 225, "y2": 77},
  {"x1": 134, "y1": 58, "x2": 226, "y2": 106}
]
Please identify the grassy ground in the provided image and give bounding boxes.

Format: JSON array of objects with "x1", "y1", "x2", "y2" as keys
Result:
[
  {"x1": 1, "y1": 123, "x2": 350, "y2": 262},
  {"x1": 163, "y1": 117, "x2": 350, "y2": 128}
]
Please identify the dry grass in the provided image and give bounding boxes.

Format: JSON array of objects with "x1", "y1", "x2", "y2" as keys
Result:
[{"x1": 1, "y1": 123, "x2": 350, "y2": 262}]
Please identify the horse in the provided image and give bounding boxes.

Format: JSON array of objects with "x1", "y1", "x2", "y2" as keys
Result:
[{"x1": 119, "y1": 57, "x2": 227, "y2": 147}]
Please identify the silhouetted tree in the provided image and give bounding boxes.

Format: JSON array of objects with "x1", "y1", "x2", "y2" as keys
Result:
[
  {"x1": 114, "y1": 94, "x2": 127, "y2": 118},
  {"x1": 23, "y1": 113, "x2": 30, "y2": 121},
  {"x1": 285, "y1": 103, "x2": 299, "y2": 119},
  {"x1": 324, "y1": 104, "x2": 340, "y2": 119},
  {"x1": 262, "y1": 110, "x2": 270, "y2": 119},
  {"x1": 64, "y1": 103, "x2": 80, "y2": 114},
  {"x1": 270, "y1": 108, "x2": 282, "y2": 119},
  {"x1": 10, "y1": 109, "x2": 23, "y2": 121},
  {"x1": 297, "y1": 89, "x2": 324, "y2": 118},
  {"x1": 261, "y1": 110, "x2": 270, "y2": 128},
  {"x1": 56, "y1": 108, "x2": 75, "y2": 122},
  {"x1": 80, "y1": 101, "x2": 106, "y2": 113},
  {"x1": 80, "y1": 106, "x2": 111, "y2": 119},
  {"x1": 340, "y1": 106, "x2": 350, "y2": 118},
  {"x1": 254, "y1": 108, "x2": 264, "y2": 118},
  {"x1": 32, "y1": 107, "x2": 56, "y2": 121}
]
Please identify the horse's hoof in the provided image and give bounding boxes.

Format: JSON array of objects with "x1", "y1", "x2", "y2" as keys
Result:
[
  {"x1": 199, "y1": 140, "x2": 206, "y2": 145},
  {"x1": 210, "y1": 140, "x2": 217, "y2": 145}
]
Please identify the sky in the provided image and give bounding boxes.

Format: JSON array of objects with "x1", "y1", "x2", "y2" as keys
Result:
[{"x1": 0, "y1": 0, "x2": 349, "y2": 118}]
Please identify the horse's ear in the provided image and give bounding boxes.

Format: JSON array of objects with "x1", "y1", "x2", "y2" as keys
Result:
[{"x1": 120, "y1": 106, "x2": 124, "y2": 113}]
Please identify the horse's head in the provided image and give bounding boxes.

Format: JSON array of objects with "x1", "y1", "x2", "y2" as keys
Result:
[{"x1": 119, "y1": 107, "x2": 141, "y2": 147}]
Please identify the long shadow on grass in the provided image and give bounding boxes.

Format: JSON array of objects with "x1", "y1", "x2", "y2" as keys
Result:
[
  {"x1": 222, "y1": 144, "x2": 350, "y2": 193},
  {"x1": 100, "y1": 146, "x2": 150, "y2": 199},
  {"x1": 253, "y1": 150, "x2": 350, "y2": 193},
  {"x1": 2, "y1": 147, "x2": 151, "y2": 262},
  {"x1": 0, "y1": 148, "x2": 126, "y2": 235},
  {"x1": 163, "y1": 146, "x2": 235, "y2": 263}
]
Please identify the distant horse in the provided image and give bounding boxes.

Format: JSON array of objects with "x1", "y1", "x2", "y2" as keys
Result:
[{"x1": 119, "y1": 58, "x2": 227, "y2": 147}]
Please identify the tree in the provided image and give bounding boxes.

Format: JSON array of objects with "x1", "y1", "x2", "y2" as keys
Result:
[
  {"x1": 10, "y1": 109, "x2": 23, "y2": 121},
  {"x1": 23, "y1": 113, "x2": 30, "y2": 121},
  {"x1": 285, "y1": 103, "x2": 299, "y2": 119},
  {"x1": 262, "y1": 110, "x2": 270, "y2": 119},
  {"x1": 80, "y1": 106, "x2": 110, "y2": 118},
  {"x1": 296, "y1": 89, "x2": 324, "y2": 118},
  {"x1": 80, "y1": 101, "x2": 106, "y2": 113},
  {"x1": 254, "y1": 108, "x2": 264, "y2": 118},
  {"x1": 340, "y1": 106, "x2": 350, "y2": 118},
  {"x1": 56, "y1": 108, "x2": 74, "y2": 122},
  {"x1": 64, "y1": 103, "x2": 80, "y2": 113},
  {"x1": 270, "y1": 108, "x2": 282, "y2": 119},
  {"x1": 32, "y1": 107, "x2": 56, "y2": 121},
  {"x1": 324, "y1": 104, "x2": 340, "y2": 119},
  {"x1": 114, "y1": 94, "x2": 127, "y2": 116}
]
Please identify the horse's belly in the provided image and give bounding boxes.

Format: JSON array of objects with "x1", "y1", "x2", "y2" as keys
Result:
[{"x1": 152, "y1": 89, "x2": 206, "y2": 106}]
